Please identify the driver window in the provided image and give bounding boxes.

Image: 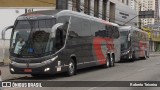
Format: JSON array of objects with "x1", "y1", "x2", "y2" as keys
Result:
[
  {"x1": 55, "y1": 22, "x2": 69, "y2": 49},
  {"x1": 14, "y1": 36, "x2": 25, "y2": 54}
]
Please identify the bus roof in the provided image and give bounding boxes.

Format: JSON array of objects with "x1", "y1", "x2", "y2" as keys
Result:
[
  {"x1": 119, "y1": 26, "x2": 148, "y2": 34},
  {"x1": 17, "y1": 10, "x2": 119, "y2": 27},
  {"x1": 21, "y1": 10, "x2": 60, "y2": 16},
  {"x1": 56, "y1": 10, "x2": 119, "y2": 27}
]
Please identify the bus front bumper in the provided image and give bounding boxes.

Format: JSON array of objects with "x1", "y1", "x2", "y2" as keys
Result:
[{"x1": 9, "y1": 61, "x2": 68, "y2": 74}]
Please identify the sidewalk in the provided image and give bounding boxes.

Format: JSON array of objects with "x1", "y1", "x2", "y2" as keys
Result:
[
  {"x1": 0, "y1": 65, "x2": 30, "y2": 81},
  {"x1": 149, "y1": 52, "x2": 160, "y2": 57},
  {"x1": 0, "y1": 52, "x2": 160, "y2": 81}
]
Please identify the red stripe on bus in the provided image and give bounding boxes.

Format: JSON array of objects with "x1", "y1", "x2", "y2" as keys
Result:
[
  {"x1": 93, "y1": 37, "x2": 114, "y2": 65},
  {"x1": 139, "y1": 41, "x2": 147, "y2": 57},
  {"x1": 101, "y1": 20, "x2": 112, "y2": 26}
]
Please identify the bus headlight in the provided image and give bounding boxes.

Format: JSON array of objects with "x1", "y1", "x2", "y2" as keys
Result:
[
  {"x1": 41, "y1": 56, "x2": 58, "y2": 64},
  {"x1": 122, "y1": 51, "x2": 130, "y2": 55},
  {"x1": 44, "y1": 68, "x2": 50, "y2": 72},
  {"x1": 127, "y1": 50, "x2": 130, "y2": 54},
  {"x1": 10, "y1": 68, "x2": 15, "y2": 72}
]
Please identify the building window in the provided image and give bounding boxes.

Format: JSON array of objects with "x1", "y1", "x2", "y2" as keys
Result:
[
  {"x1": 72, "y1": 0, "x2": 80, "y2": 12},
  {"x1": 122, "y1": 0, "x2": 124, "y2": 3},
  {"x1": 94, "y1": 0, "x2": 99, "y2": 17},
  {"x1": 109, "y1": 2, "x2": 115, "y2": 22},
  {"x1": 84, "y1": 0, "x2": 91, "y2": 15},
  {"x1": 102, "y1": 0, "x2": 108, "y2": 20},
  {"x1": 72, "y1": 0, "x2": 76, "y2": 11},
  {"x1": 126, "y1": 0, "x2": 129, "y2": 5}
]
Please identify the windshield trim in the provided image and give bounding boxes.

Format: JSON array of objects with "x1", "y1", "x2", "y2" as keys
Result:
[
  {"x1": 10, "y1": 17, "x2": 71, "y2": 59},
  {"x1": 10, "y1": 18, "x2": 57, "y2": 57},
  {"x1": 53, "y1": 16, "x2": 71, "y2": 55}
]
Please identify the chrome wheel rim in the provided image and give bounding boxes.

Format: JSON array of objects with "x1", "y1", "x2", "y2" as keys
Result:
[
  {"x1": 69, "y1": 61, "x2": 74, "y2": 74},
  {"x1": 107, "y1": 59, "x2": 109, "y2": 67},
  {"x1": 110, "y1": 56, "x2": 114, "y2": 66},
  {"x1": 130, "y1": 54, "x2": 132, "y2": 59},
  {"x1": 145, "y1": 52, "x2": 147, "y2": 58}
]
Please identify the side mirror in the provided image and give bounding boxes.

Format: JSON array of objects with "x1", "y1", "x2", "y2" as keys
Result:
[
  {"x1": 2, "y1": 25, "x2": 13, "y2": 40},
  {"x1": 128, "y1": 33, "x2": 131, "y2": 41}
]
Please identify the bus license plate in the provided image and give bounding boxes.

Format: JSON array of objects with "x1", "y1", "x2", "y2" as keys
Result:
[{"x1": 24, "y1": 69, "x2": 32, "y2": 72}]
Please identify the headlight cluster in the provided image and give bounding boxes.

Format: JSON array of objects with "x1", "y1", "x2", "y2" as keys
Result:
[
  {"x1": 41, "y1": 56, "x2": 58, "y2": 64},
  {"x1": 122, "y1": 51, "x2": 130, "y2": 55}
]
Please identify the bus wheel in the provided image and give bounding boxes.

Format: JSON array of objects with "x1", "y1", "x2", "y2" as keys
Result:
[
  {"x1": 129, "y1": 53, "x2": 133, "y2": 60},
  {"x1": 66, "y1": 59, "x2": 76, "y2": 76},
  {"x1": 144, "y1": 51, "x2": 147, "y2": 60},
  {"x1": 103, "y1": 55, "x2": 110, "y2": 68},
  {"x1": 109, "y1": 55, "x2": 115, "y2": 67},
  {"x1": 130, "y1": 53, "x2": 135, "y2": 62}
]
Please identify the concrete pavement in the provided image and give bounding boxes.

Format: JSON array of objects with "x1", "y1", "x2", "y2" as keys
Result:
[
  {"x1": 149, "y1": 52, "x2": 160, "y2": 57},
  {"x1": 2, "y1": 53, "x2": 160, "y2": 90},
  {"x1": 0, "y1": 51, "x2": 160, "y2": 81},
  {"x1": 0, "y1": 65, "x2": 30, "y2": 81},
  {"x1": 0, "y1": 51, "x2": 160, "y2": 66}
]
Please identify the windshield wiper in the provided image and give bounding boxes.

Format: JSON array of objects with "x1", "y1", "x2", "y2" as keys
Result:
[{"x1": 19, "y1": 17, "x2": 36, "y2": 57}]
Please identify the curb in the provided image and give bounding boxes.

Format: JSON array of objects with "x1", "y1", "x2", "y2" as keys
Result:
[
  {"x1": 149, "y1": 54, "x2": 160, "y2": 57},
  {"x1": 0, "y1": 62, "x2": 4, "y2": 66},
  {"x1": 0, "y1": 63, "x2": 9, "y2": 67}
]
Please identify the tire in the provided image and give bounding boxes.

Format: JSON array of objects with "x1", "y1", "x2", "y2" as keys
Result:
[
  {"x1": 143, "y1": 51, "x2": 147, "y2": 60},
  {"x1": 66, "y1": 59, "x2": 76, "y2": 76},
  {"x1": 109, "y1": 55, "x2": 115, "y2": 67},
  {"x1": 103, "y1": 55, "x2": 110, "y2": 68},
  {"x1": 130, "y1": 52, "x2": 135, "y2": 62},
  {"x1": 129, "y1": 53, "x2": 133, "y2": 60}
]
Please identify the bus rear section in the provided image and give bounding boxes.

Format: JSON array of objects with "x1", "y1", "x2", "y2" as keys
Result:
[
  {"x1": 2, "y1": 10, "x2": 120, "y2": 76},
  {"x1": 120, "y1": 26, "x2": 149, "y2": 61}
]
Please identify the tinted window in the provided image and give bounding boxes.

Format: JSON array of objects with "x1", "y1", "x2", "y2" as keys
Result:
[
  {"x1": 113, "y1": 26, "x2": 119, "y2": 38},
  {"x1": 70, "y1": 17, "x2": 91, "y2": 37},
  {"x1": 105, "y1": 25, "x2": 119, "y2": 38},
  {"x1": 95, "y1": 23, "x2": 106, "y2": 37},
  {"x1": 90, "y1": 21, "x2": 99, "y2": 36},
  {"x1": 15, "y1": 19, "x2": 55, "y2": 29},
  {"x1": 81, "y1": 18, "x2": 91, "y2": 36},
  {"x1": 91, "y1": 22, "x2": 119, "y2": 39}
]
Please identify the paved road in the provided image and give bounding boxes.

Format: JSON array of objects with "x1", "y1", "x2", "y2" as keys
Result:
[{"x1": 2, "y1": 56, "x2": 160, "y2": 90}]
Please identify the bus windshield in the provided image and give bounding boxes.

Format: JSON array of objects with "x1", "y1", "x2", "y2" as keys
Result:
[
  {"x1": 120, "y1": 31, "x2": 130, "y2": 51},
  {"x1": 10, "y1": 19, "x2": 66, "y2": 58}
]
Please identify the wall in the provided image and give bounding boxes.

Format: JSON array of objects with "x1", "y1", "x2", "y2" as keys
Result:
[
  {"x1": 111, "y1": 0, "x2": 138, "y2": 26},
  {"x1": 67, "y1": 0, "x2": 138, "y2": 26},
  {"x1": 0, "y1": 0, "x2": 56, "y2": 7},
  {"x1": 0, "y1": 8, "x2": 55, "y2": 64}
]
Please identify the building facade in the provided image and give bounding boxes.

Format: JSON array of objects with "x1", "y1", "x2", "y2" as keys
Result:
[
  {"x1": 139, "y1": 0, "x2": 160, "y2": 52},
  {"x1": 130, "y1": 0, "x2": 137, "y2": 10},
  {"x1": 143, "y1": 27, "x2": 160, "y2": 52},
  {"x1": 57, "y1": 0, "x2": 138, "y2": 26},
  {"x1": 138, "y1": 0, "x2": 155, "y2": 27},
  {"x1": 155, "y1": 0, "x2": 160, "y2": 22}
]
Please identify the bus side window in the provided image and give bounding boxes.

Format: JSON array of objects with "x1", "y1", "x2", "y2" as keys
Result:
[
  {"x1": 112, "y1": 26, "x2": 119, "y2": 39},
  {"x1": 55, "y1": 22, "x2": 68, "y2": 49},
  {"x1": 55, "y1": 29, "x2": 63, "y2": 49},
  {"x1": 105, "y1": 25, "x2": 112, "y2": 38}
]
